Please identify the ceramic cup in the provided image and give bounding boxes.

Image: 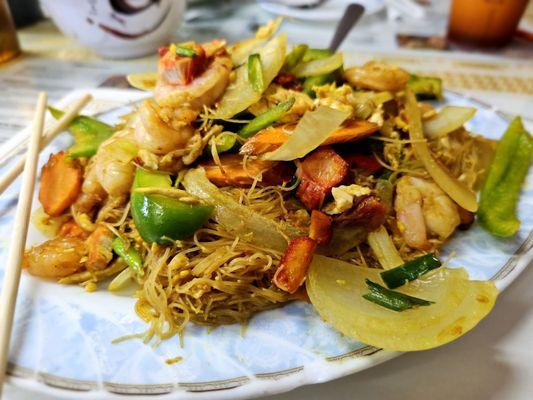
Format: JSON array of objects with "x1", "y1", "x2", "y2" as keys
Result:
[{"x1": 41, "y1": 0, "x2": 186, "y2": 59}]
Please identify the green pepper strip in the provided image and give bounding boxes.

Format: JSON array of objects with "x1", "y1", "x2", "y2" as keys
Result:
[
  {"x1": 247, "y1": 53, "x2": 264, "y2": 93},
  {"x1": 283, "y1": 44, "x2": 308, "y2": 72},
  {"x1": 238, "y1": 98, "x2": 295, "y2": 138},
  {"x1": 175, "y1": 46, "x2": 197, "y2": 57},
  {"x1": 362, "y1": 279, "x2": 434, "y2": 312},
  {"x1": 48, "y1": 106, "x2": 114, "y2": 158},
  {"x1": 478, "y1": 117, "x2": 532, "y2": 237},
  {"x1": 131, "y1": 168, "x2": 213, "y2": 245},
  {"x1": 112, "y1": 237, "x2": 143, "y2": 275},
  {"x1": 213, "y1": 133, "x2": 238, "y2": 153},
  {"x1": 380, "y1": 253, "x2": 441, "y2": 289}
]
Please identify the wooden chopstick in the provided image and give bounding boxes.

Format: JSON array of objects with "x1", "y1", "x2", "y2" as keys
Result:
[
  {"x1": 0, "y1": 93, "x2": 92, "y2": 196},
  {"x1": 0, "y1": 93, "x2": 47, "y2": 397}
]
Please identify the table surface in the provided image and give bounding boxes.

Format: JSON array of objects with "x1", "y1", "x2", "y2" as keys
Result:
[{"x1": 1, "y1": 1, "x2": 533, "y2": 399}]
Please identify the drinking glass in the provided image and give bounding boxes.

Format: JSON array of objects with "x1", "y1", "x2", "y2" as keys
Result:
[
  {"x1": 0, "y1": 0, "x2": 20, "y2": 64},
  {"x1": 448, "y1": 0, "x2": 529, "y2": 47}
]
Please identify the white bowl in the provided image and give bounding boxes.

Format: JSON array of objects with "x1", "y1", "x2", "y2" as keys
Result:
[{"x1": 41, "y1": 0, "x2": 186, "y2": 59}]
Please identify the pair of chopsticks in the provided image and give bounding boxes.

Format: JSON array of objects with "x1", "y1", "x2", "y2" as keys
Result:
[
  {"x1": 0, "y1": 93, "x2": 91, "y2": 396},
  {"x1": 0, "y1": 94, "x2": 92, "y2": 195}
]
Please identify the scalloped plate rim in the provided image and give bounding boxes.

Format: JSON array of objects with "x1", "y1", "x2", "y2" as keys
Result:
[{"x1": 4, "y1": 87, "x2": 532, "y2": 400}]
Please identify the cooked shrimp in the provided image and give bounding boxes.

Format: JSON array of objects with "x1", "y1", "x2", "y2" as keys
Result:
[
  {"x1": 344, "y1": 61, "x2": 408, "y2": 92},
  {"x1": 395, "y1": 176, "x2": 460, "y2": 250},
  {"x1": 93, "y1": 128, "x2": 138, "y2": 197},
  {"x1": 86, "y1": 224, "x2": 114, "y2": 271},
  {"x1": 74, "y1": 159, "x2": 107, "y2": 213},
  {"x1": 23, "y1": 237, "x2": 86, "y2": 279},
  {"x1": 154, "y1": 41, "x2": 233, "y2": 110},
  {"x1": 133, "y1": 100, "x2": 194, "y2": 155}
]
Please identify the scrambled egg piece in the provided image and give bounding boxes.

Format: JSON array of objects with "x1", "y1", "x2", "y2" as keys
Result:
[
  {"x1": 314, "y1": 83, "x2": 355, "y2": 114},
  {"x1": 323, "y1": 184, "x2": 371, "y2": 215}
]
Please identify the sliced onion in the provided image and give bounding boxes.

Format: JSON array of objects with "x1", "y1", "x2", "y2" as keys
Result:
[
  {"x1": 215, "y1": 34, "x2": 287, "y2": 119},
  {"x1": 228, "y1": 17, "x2": 283, "y2": 66},
  {"x1": 229, "y1": 38, "x2": 265, "y2": 66},
  {"x1": 424, "y1": 106, "x2": 477, "y2": 139},
  {"x1": 367, "y1": 226, "x2": 404, "y2": 270},
  {"x1": 108, "y1": 267, "x2": 134, "y2": 292},
  {"x1": 291, "y1": 52, "x2": 343, "y2": 78},
  {"x1": 263, "y1": 106, "x2": 350, "y2": 161},
  {"x1": 307, "y1": 255, "x2": 498, "y2": 351},
  {"x1": 405, "y1": 90, "x2": 478, "y2": 212},
  {"x1": 126, "y1": 72, "x2": 157, "y2": 91},
  {"x1": 30, "y1": 207, "x2": 70, "y2": 238},
  {"x1": 183, "y1": 168, "x2": 299, "y2": 252}
]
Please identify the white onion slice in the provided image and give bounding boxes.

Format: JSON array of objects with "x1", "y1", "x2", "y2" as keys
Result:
[
  {"x1": 307, "y1": 255, "x2": 498, "y2": 351},
  {"x1": 367, "y1": 226, "x2": 404, "y2": 270},
  {"x1": 406, "y1": 90, "x2": 478, "y2": 212},
  {"x1": 215, "y1": 34, "x2": 287, "y2": 119},
  {"x1": 183, "y1": 168, "x2": 299, "y2": 252},
  {"x1": 424, "y1": 106, "x2": 477, "y2": 139},
  {"x1": 291, "y1": 52, "x2": 343, "y2": 78},
  {"x1": 263, "y1": 106, "x2": 350, "y2": 161}
]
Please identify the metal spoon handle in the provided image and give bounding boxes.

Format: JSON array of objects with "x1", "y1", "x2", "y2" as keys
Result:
[{"x1": 328, "y1": 3, "x2": 365, "y2": 52}]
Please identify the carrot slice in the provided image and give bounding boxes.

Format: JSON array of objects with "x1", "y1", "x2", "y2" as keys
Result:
[
  {"x1": 39, "y1": 151, "x2": 83, "y2": 217},
  {"x1": 59, "y1": 219, "x2": 88, "y2": 239},
  {"x1": 273, "y1": 237, "x2": 317, "y2": 294},
  {"x1": 240, "y1": 119, "x2": 379, "y2": 156},
  {"x1": 309, "y1": 210, "x2": 332, "y2": 245},
  {"x1": 201, "y1": 154, "x2": 293, "y2": 187},
  {"x1": 86, "y1": 224, "x2": 114, "y2": 271}
]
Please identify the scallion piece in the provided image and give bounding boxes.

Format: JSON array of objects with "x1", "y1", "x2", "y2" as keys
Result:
[
  {"x1": 247, "y1": 53, "x2": 264, "y2": 93},
  {"x1": 363, "y1": 279, "x2": 434, "y2": 312},
  {"x1": 283, "y1": 44, "x2": 308, "y2": 72},
  {"x1": 213, "y1": 132, "x2": 237, "y2": 153},
  {"x1": 302, "y1": 72, "x2": 336, "y2": 97},
  {"x1": 112, "y1": 237, "x2": 144, "y2": 275},
  {"x1": 175, "y1": 46, "x2": 197, "y2": 57},
  {"x1": 380, "y1": 253, "x2": 441, "y2": 289},
  {"x1": 238, "y1": 98, "x2": 295, "y2": 138}
]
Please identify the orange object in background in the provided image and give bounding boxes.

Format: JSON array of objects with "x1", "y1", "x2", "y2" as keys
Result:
[
  {"x1": 448, "y1": 0, "x2": 529, "y2": 47},
  {"x1": 0, "y1": 0, "x2": 20, "y2": 63}
]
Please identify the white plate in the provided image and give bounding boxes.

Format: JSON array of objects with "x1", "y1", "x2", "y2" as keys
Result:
[
  {"x1": 2, "y1": 88, "x2": 532, "y2": 399},
  {"x1": 259, "y1": 0, "x2": 385, "y2": 22}
]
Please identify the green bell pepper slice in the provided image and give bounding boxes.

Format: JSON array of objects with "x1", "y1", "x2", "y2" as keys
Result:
[
  {"x1": 478, "y1": 117, "x2": 532, "y2": 237},
  {"x1": 131, "y1": 168, "x2": 213, "y2": 245},
  {"x1": 48, "y1": 106, "x2": 114, "y2": 158}
]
